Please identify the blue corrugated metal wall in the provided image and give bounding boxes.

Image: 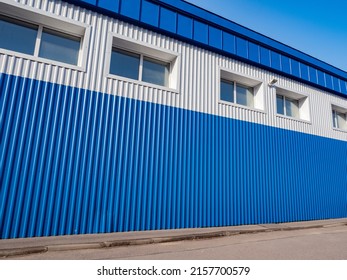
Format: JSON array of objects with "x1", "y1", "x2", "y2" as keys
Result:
[{"x1": 1, "y1": 73, "x2": 346, "y2": 239}]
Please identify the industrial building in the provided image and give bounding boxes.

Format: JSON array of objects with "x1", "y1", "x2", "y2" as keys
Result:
[{"x1": 0, "y1": 0, "x2": 346, "y2": 239}]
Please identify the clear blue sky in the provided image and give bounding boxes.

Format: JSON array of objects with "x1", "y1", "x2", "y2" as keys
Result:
[{"x1": 185, "y1": 0, "x2": 347, "y2": 72}]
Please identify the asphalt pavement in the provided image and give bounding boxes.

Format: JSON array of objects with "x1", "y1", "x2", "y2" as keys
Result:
[{"x1": 1, "y1": 218, "x2": 346, "y2": 259}]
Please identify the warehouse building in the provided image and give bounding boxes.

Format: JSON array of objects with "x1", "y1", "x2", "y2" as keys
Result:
[{"x1": 0, "y1": 0, "x2": 346, "y2": 239}]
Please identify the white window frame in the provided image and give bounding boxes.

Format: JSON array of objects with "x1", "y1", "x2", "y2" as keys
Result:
[
  {"x1": 105, "y1": 33, "x2": 180, "y2": 92},
  {"x1": 110, "y1": 48, "x2": 170, "y2": 87},
  {"x1": 219, "y1": 68, "x2": 265, "y2": 111},
  {"x1": 276, "y1": 95, "x2": 300, "y2": 118},
  {"x1": 331, "y1": 104, "x2": 347, "y2": 132},
  {"x1": 275, "y1": 86, "x2": 311, "y2": 122},
  {"x1": 0, "y1": 0, "x2": 90, "y2": 71}
]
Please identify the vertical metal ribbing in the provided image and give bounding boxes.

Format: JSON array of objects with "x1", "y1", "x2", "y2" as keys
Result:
[{"x1": 1, "y1": 0, "x2": 346, "y2": 239}]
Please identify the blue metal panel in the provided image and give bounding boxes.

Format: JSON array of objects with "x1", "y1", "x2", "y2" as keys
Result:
[
  {"x1": 325, "y1": 74, "x2": 333, "y2": 90},
  {"x1": 80, "y1": 0, "x2": 96, "y2": 5},
  {"x1": 342, "y1": 81, "x2": 347, "y2": 94},
  {"x1": 222, "y1": 32, "x2": 235, "y2": 54},
  {"x1": 141, "y1": 0, "x2": 159, "y2": 27},
  {"x1": 291, "y1": 59, "x2": 300, "y2": 78},
  {"x1": 260, "y1": 47, "x2": 270, "y2": 67},
  {"x1": 193, "y1": 20, "x2": 208, "y2": 44},
  {"x1": 159, "y1": 7, "x2": 177, "y2": 33},
  {"x1": 120, "y1": 0, "x2": 141, "y2": 20},
  {"x1": 1, "y1": 73, "x2": 346, "y2": 239},
  {"x1": 248, "y1": 42, "x2": 260, "y2": 63},
  {"x1": 97, "y1": 0, "x2": 119, "y2": 12},
  {"x1": 281, "y1": 55, "x2": 291, "y2": 74},
  {"x1": 236, "y1": 37, "x2": 248, "y2": 59},
  {"x1": 300, "y1": 63, "x2": 309, "y2": 80},
  {"x1": 332, "y1": 76, "x2": 340, "y2": 92},
  {"x1": 271, "y1": 51, "x2": 281, "y2": 71},
  {"x1": 177, "y1": 14, "x2": 192, "y2": 38},
  {"x1": 317, "y1": 70, "x2": 326, "y2": 87},
  {"x1": 309, "y1": 66, "x2": 318, "y2": 84},
  {"x1": 208, "y1": 26, "x2": 222, "y2": 49}
]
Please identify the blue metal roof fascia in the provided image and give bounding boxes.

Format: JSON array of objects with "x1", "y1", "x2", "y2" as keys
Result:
[
  {"x1": 61, "y1": 0, "x2": 347, "y2": 97},
  {"x1": 162, "y1": 0, "x2": 347, "y2": 79}
]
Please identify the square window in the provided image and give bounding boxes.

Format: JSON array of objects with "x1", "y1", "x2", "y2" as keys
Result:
[
  {"x1": 275, "y1": 88, "x2": 310, "y2": 121},
  {"x1": 277, "y1": 94, "x2": 300, "y2": 118},
  {"x1": 0, "y1": 16, "x2": 37, "y2": 55},
  {"x1": 110, "y1": 48, "x2": 140, "y2": 80},
  {"x1": 220, "y1": 69, "x2": 264, "y2": 110},
  {"x1": 220, "y1": 79, "x2": 255, "y2": 108},
  {"x1": 39, "y1": 28, "x2": 81, "y2": 65},
  {"x1": 142, "y1": 57, "x2": 169, "y2": 87}
]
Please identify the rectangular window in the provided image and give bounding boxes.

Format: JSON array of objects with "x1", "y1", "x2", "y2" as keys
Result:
[
  {"x1": 332, "y1": 108, "x2": 347, "y2": 130},
  {"x1": 276, "y1": 94, "x2": 300, "y2": 118},
  {"x1": 0, "y1": 15, "x2": 37, "y2": 55},
  {"x1": 220, "y1": 79, "x2": 254, "y2": 107},
  {"x1": 110, "y1": 48, "x2": 170, "y2": 88},
  {"x1": 39, "y1": 28, "x2": 80, "y2": 65},
  {"x1": 142, "y1": 57, "x2": 169, "y2": 87},
  {"x1": 0, "y1": 14, "x2": 82, "y2": 66},
  {"x1": 110, "y1": 48, "x2": 140, "y2": 80},
  {"x1": 108, "y1": 34, "x2": 179, "y2": 90}
]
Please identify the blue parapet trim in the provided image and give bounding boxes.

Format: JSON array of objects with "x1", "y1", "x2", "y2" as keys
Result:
[
  {"x1": 62, "y1": 0, "x2": 347, "y2": 98},
  {"x1": 1, "y1": 73, "x2": 346, "y2": 239}
]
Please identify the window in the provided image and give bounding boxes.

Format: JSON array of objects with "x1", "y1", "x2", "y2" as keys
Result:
[
  {"x1": 219, "y1": 69, "x2": 264, "y2": 110},
  {"x1": 39, "y1": 28, "x2": 81, "y2": 65},
  {"x1": 332, "y1": 106, "x2": 347, "y2": 130},
  {"x1": 0, "y1": 15, "x2": 37, "y2": 55},
  {"x1": 110, "y1": 48, "x2": 170, "y2": 87},
  {"x1": 276, "y1": 95, "x2": 299, "y2": 118},
  {"x1": 220, "y1": 79, "x2": 254, "y2": 107},
  {"x1": 110, "y1": 49, "x2": 140, "y2": 80},
  {"x1": 107, "y1": 34, "x2": 179, "y2": 90},
  {"x1": 275, "y1": 87, "x2": 310, "y2": 122},
  {"x1": 0, "y1": 15, "x2": 81, "y2": 65},
  {"x1": 142, "y1": 57, "x2": 169, "y2": 87}
]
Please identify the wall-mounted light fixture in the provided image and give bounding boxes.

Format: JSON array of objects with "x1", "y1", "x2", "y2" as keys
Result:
[{"x1": 268, "y1": 78, "x2": 278, "y2": 86}]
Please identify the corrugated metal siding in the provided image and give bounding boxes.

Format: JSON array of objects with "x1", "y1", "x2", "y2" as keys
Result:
[
  {"x1": 1, "y1": 73, "x2": 346, "y2": 239},
  {"x1": 1, "y1": 1, "x2": 347, "y2": 239},
  {"x1": 2, "y1": 0, "x2": 346, "y2": 142},
  {"x1": 70, "y1": 0, "x2": 347, "y2": 97}
]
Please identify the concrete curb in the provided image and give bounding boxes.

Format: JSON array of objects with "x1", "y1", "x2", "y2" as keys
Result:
[
  {"x1": 0, "y1": 246, "x2": 48, "y2": 258},
  {"x1": 1, "y1": 221, "x2": 346, "y2": 258}
]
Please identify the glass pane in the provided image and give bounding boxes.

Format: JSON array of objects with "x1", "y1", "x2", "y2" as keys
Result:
[
  {"x1": 142, "y1": 57, "x2": 169, "y2": 87},
  {"x1": 39, "y1": 28, "x2": 80, "y2": 65},
  {"x1": 110, "y1": 49, "x2": 140, "y2": 80},
  {"x1": 220, "y1": 80, "x2": 234, "y2": 103},
  {"x1": 276, "y1": 95, "x2": 284, "y2": 115},
  {"x1": 332, "y1": 110, "x2": 337, "y2": 128},
  {"x1": 0, "y1": 16, "x2": 37, "y2": 55},
  {"x1": 336, "y1": 112, "x2": 346, "y2": 129},
  {"x1": 236, "y1": 84, "x2": 253, "y2": 107},
  {"x1": 285, "y1": 97, "x2": 299, "y2": 118}
]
